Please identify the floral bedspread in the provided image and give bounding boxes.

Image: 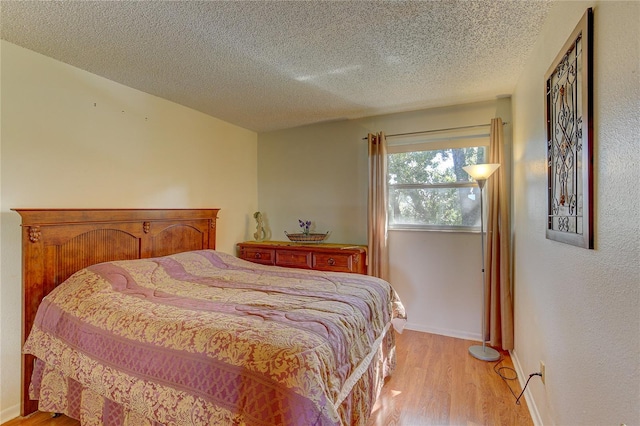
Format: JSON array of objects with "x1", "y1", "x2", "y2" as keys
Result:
[{"x1": 24, "y1": 250, "x2": 406, "y2": 425}]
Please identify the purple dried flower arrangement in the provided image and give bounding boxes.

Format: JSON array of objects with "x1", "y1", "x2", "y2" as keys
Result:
[
  {"x1": 298, "y1": 219, "x2": 312, "y2": 235},
  {"x1": 284, "y1": 220, "x2": 329, "y2": 243}
]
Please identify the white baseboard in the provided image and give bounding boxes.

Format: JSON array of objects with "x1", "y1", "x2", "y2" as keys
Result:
[
  {"x1": 0, "y1": 404, "x2": 20, "y2": 424},
  {"x1": 509, "y1": 349, "x2": 543, "y2": 426},
  {"x1": 403, "y1": 322, "x2": 481, "y2": 342}
]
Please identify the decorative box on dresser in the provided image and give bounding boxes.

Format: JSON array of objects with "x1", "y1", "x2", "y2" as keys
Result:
[{"x1": 237, "y1": 241, "x2": 368, "y2": 275}]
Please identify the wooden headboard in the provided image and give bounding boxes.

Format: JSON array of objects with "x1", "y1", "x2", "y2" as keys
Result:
[{"x1": 13, "y1": 208, "x2": 220, "y2": 416}]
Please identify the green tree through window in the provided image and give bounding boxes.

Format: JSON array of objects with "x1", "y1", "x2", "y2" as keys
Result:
[{"x1": 388, "y1": 146, "x2": 486, "y2": 230}]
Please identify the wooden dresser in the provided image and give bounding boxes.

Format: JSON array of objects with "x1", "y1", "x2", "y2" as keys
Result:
[{"x1": 237, "y1": 241, "x2": 368, "y2": 275}]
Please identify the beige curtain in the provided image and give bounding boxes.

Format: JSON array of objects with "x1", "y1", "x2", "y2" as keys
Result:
[
  {"x1": 485, "y1": 118, "x2": 514, "y2": 350},
  {"x1": 367, "y1": 132, "x2": 390, "y2": 281}
]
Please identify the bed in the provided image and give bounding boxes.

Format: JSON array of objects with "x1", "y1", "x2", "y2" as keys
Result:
[{"x1": 15, "y1": 209, "x2": 406, "y2": 425}]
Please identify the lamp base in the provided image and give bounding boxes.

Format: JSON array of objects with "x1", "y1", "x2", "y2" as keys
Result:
[{"x1": 468, "y1": 344, "x2": 500, "y2": 361}]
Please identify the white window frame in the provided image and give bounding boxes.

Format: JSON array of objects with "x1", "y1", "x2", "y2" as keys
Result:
[{"x1": 387, "y1": 127, "x2": 490, "y2": 232}]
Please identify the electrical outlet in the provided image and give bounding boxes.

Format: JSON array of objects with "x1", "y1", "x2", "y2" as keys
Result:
[{"x1": 539, "y1": 361, "x2": 546, "y2": 385}]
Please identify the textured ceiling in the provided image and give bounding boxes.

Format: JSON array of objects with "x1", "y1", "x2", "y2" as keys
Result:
[{"x1": 0, "y1": 1, "x2": 553, "y2": 132}]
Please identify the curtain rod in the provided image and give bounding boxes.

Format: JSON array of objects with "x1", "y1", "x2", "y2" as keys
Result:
[{"x1": 362, "y1": 122, "x2": 508, "y2": 140}]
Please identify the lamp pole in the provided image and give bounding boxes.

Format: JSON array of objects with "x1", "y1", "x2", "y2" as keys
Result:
[{"x1": 463, "y1": 164, "x2": 500, "y2": 362}]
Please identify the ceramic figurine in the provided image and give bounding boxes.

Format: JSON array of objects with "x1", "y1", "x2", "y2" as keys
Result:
[{"x1": 253, "y1": 211, "x2": 266, "y2": 241}]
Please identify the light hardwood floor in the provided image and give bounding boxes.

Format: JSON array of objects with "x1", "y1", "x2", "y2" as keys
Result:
[
  {"x1": 366, "y1": 330, "x2": 533, "y2": 425},
  {"x1": 3, "y1": 330, "x2": 533, "y2": 426}
]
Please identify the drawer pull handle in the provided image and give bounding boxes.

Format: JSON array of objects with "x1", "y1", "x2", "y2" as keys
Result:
[
  {"x1": 254, "y1": 253, "x2": 262, "y2": 259},
  {"x1": 327, "y1": 258, "x2": 335, "y2": 266}
]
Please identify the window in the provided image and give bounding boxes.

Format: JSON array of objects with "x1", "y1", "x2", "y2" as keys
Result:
[{"x1": 387, "y1": 129, "x2": 489, "y2": 231}]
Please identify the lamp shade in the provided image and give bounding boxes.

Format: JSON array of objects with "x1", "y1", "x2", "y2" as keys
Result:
[{"x1": 463, "y1": 163, "x2": 500, "y2": 181}]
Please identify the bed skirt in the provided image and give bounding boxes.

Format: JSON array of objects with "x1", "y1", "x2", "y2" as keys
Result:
[{"x1": 30, "y1": 328, "x2": 397, "y2": 426}]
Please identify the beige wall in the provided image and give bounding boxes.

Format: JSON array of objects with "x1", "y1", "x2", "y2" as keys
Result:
[
  {"x1": 258, "y1": 98, "x2": 512, "y2": 339},
  {"x1": 0, "y1": 41, "x2": 258, "y2": 421},
  {"x1": 511, "y1": 2, "x2": 639, "y2": 425}
]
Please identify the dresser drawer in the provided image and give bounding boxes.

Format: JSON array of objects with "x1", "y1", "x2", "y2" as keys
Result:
[
  {"x1": 275, "y1": 250, "x2": 312, "y2": 269},
  {"x1": 237, "y1": 242, "x2": 367, "y2": 275},
  {"x1": 239, "y1": 247, "x2": 275, "y2": 265},
  {"x1": 313, "y1": 252, "x2": 358, "y2": 273}
]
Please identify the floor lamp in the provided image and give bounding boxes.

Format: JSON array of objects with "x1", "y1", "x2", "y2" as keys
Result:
[{"x1": 463, "y1": 163, "x2": 501, "y2": 362}]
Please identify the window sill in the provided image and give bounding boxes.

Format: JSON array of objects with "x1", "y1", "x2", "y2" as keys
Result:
[{"x1": 389, "y1": 226, "x2": 480, "y2": 234}]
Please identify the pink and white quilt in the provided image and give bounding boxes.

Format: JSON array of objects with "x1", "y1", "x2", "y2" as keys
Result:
[{"x1": 24, "y1": 250, "x2": 405, "y2": 425}]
